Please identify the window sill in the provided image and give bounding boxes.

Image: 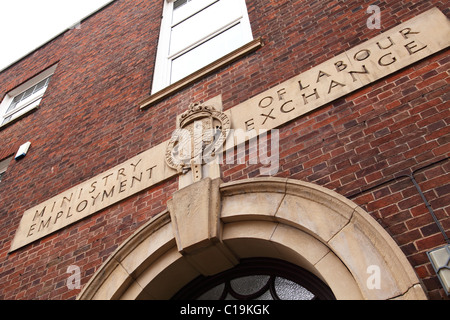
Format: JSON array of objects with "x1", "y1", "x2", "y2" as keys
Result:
[
  {"x1": 0, "y1": 105, "x2": 39, "y2": 131},
  {"x1": 139, "y1": 38, "x2": 263, "y2": 110}
]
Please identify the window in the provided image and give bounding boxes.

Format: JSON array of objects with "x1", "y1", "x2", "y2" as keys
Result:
[
  {"x1": 0, "y1": 156, "x2": 13, "y2": 183},
  {"x1": 172, "y1": 258, "x2": 336, "y2": 300},
  {"x1": 0, "y1": 65, "x2": 56, "y2": 126},
  {"x1": 152, "y1": 0, "x2": 253, "y2": 93}
]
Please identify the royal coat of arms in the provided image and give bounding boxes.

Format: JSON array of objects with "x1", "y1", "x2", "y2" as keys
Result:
[{"x1": 165, "y1": 103, "x2": 230, "y2": 175}]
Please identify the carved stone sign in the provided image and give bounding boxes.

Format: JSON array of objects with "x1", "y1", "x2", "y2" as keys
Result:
[
  {"x1": 229, "y1": 8, "x2": 450, "y2": 134},
  {"x1": 10, "y1": 142, "x2": 177, "y2": 252},
  {"x1": 9, "y1": 8, "x2": 450, "y2": 252}
]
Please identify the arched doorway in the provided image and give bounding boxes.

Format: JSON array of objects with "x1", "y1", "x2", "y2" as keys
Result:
[{"x1": 78, "y1": 177, "x2": 426, "y2": 300}]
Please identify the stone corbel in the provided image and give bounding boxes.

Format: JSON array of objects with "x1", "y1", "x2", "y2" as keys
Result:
[{"x1": 167, "y1": 178, "x2": 238, "y2": 276}]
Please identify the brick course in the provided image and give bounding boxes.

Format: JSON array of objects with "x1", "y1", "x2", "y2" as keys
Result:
[{"x1": 0, "y1": 0, "x2": 448, "y2": 299}]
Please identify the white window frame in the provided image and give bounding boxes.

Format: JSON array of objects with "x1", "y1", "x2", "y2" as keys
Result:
[
  {"x1": 0, "y1": 156, "x2": 13, "y2": 183},
  {"x1": 151, "y1": 0, "x2": 253, "y2": 94},
  {"x1": 0, "y1": 64, "x2": 57, "y2": 126}
]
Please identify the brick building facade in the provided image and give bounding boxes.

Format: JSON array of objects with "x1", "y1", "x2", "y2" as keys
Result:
[{"x1": 0, "y1": 0, "x2": 449, "y2": 300}]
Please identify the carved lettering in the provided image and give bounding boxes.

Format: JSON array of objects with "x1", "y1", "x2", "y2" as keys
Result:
[
  {"x1": 131, "y1": 172, "x2": 142, "y2": 188},
  {"x1": 399, "y1": 27, "x2": 420, "y2": 39},
  {"x1": 27, "y1": 224, "x2": 36, "y2": 237},
  {"x1": 298, "y1": 80, "x2": 310, "y2": 91},
  {"x1": 277, "y1": 88, "x2": 287, "y2": 100},
  {"x1": 39, "y1": 217, "x2": 51, "y2": 232},
  {"x1": 280, "y1": 100, "x2": 294, "y2": 113},
  {"x1": 91, "y1": 192, "x2": 101, "y2": 206},
  {"x1": 378, "y1": 53, "x2": 397, "y2": 66},
  {"x1": 66, "y1": 207, "x2": 73, "y2": 219},
  {"x1": 117, "y1": 168, "x2": 126, "y2": 180},
  {"x1": 130, "y1": 159, "x2": 142, "y2": 172},
  {"x1": 102, "y1": 173, "x2": 114, "y2": 186},
  {"x1": 76, "y1": 200, "x2": 88, "y2": 212},
  {"x1": 12, "y1": 146, "x2": 164, "y2": 251},
  {"x1": 328, "y1": 80, "x2": 346, "y2": 94},
  {"x1": 348, "y1": 65, "x2": 369, "y2": 82},
  {"x1": 377, "y1": 36, "x2": 395, "y2": 50},
  {"x1": 354, "y1": 49, "x2": 371, "y2": 61},
  {"x1": 335, "y1": 61, "x2": 347, "y2": 72},
  {"x1": 119, "y1": 180, "x2": 127, "y2": 193},
  {"x1": 89, "y1": 181, "x2": 97, "y2": 193},
  {"x1": 316, "y1": 70, "x2": 331, "y2": 83},
  {"x1": 54, "y1": 211, "x2": 64, "y2": 224},
  {"x1": 245, "y1": 118, "x2": 255, "y2": 131},
  {"x1": 404, "y1": 41, "x2": 427, "y2": 55},
  {"x1": 259, "y1": 96, "x2": 273, "y2": 108},
  {"x1": 261, "y1": 109, "x2": 276, "y2": 125},
  {"x1": 61, "y1": 193, "x2": 73, "y2": 208},
  {"x1": 147, "y1": 165, "x2": 157, "y2": 179},
  {"x1": 102, "y1": 186, "x2": 115, "y2": 202},
  {"x1": 33, "y1": 207, "x2": 46, "y2": 222}
]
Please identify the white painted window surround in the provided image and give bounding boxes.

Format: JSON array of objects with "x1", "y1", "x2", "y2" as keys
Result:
[
  {"x1": 0, "y1": 64, "x2": 57, "y2": 126},
  {"x1": 0, "y1": 156, "x2": 13, "y2": 182},
  {"x1": 151, "y1": 0, "x2": 253, "y2": 93}
]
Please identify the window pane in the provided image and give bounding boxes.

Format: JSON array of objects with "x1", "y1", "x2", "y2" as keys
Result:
[
  {"x1": 6, "y1": 94, "x2": 22, "y2": 113},
  {"x1": 274, "y1": 277, "x2": 315, "y2": 300},
  {"x1": 22, "y1": 86, "x2": 35, "y2": 100},
  {"x1": 11, "y1": 93, "x2": 23, "y2": 104},
  {"x1": 33, "y1": 77, "x2": 50, "y2": 94},
  {"x1": 197, "y1": 283, "x2": 225, "y2": 300},
  {"x1": 171, "y1": 22, "x2": 245, "y2": 83},
  {"x1": 174, "y1": 0, "x2": 190, "y2": 10},
  {"x1": 170, "y1": 0, "x2": 241, "y2": 56},
  {"x1": 172, "y1": 0, "x2": 217, "y2": 25},
  {"x1": 151, "y1": 0, "x2": 252, "y2": 92},
  {"x1": 230, "y1": 275, "x2": 270, "y2": 295}
]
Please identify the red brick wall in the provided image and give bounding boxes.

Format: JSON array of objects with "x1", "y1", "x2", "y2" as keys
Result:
[{"x1": 0, "y1": 0, "x2": 448, "y2": 299}]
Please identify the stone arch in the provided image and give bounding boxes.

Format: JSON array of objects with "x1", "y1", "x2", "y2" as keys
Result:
[{"x1": 78, "y1": 177, "x2": 426, "y2": 300}]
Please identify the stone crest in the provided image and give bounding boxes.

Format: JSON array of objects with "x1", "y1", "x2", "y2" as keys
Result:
[{"x1": 165, "y1": 103, "x2": 230, "y2": 176}]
